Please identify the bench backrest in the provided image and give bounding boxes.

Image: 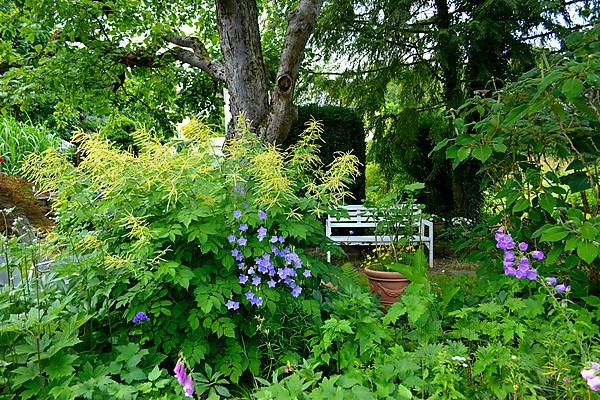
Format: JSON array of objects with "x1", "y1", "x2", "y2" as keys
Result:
[{"x1": 326, "y1": 204, "x2": 428, "y2": 237}]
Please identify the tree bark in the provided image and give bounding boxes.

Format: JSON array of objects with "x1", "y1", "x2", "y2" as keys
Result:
[
  {"x1": 216, "y1": 0, "x2": 271, "y2": 140},
  {"x1": 168, "y1": 0, "x2": 323, "y2": 143},
  {"x1": 263, "y1": 0, "x2": 323, "y2": 144}
]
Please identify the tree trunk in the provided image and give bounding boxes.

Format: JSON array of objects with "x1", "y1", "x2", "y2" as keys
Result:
[
  {"x1": 213, "y1": 0, "x2": 323, "y2": 144},
  {"x1": 216, "y1": 0, "x2": 270, "y2": 140}
]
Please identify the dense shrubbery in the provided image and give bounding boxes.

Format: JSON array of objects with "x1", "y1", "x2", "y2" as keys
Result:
[
  {"x1": 442, "y1": 25, "x2": 600, "y2": 291},
  {"x1": 255, "y1": 245, "x2": 600, "y2": 399},
  {"x1": 1, "y1": 25, "x2": 599, "y2": 400},
  {"x1": 286, "y1": 104, "x2": 367, "y2": 203},
  {"x1": 1, "y1": 118, "x2": 360, "y2": 398}
]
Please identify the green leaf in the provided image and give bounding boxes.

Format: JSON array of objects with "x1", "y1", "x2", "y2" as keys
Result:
[
  {"x1": 431, "y1": 138, "x2": 449, "y2": 152},
  {"x1": 580, "y1": 222, "x2": 599, "y2": 240},
  {"x1": 538, "y1": 193, "x2": 556, "y2": 213},
  {"x1": 565, "y1": 237, "x2": 581, "y2": 251},
  {"x1": 189, "y1": 315, "x2": 200, "y2": 330},
  {"x1": 445, "y1": 145, "x2": 459, "y2": 159},
  {"x1": 577, "y1": 241, "x2": 598, "y2": 264},
  {"x1": 560, "y1": 172, "x2": 592, "y2": 193},
  {"x1": 148, "y1": 366, "x2": 161, "y2": 381},
  {"x1": 540, "y1": 226, "x2": 569, "y2": 242},
  {"x1": 396, "y1": 384, "x2": 413, "y2": 399},
  {"x1": 216, "y1": 385, "x2": 232, "y2": 397},
  {"x1": 173, "y1": 267, "x2": 195, "y2": 290},
  {"x1": 456, "y1": 147, "x2": 471, "y2": 162},
  {"x1": 492, "y1": 142, "x2": 507, "y2": 153},
  {"x1": 512, "y1": 198, "x2": 529, "y2": 213},
  {"x1": 561, "y1": 78, "x2": 583, "y2": 100},
  {"x1": 502, "y1": 104, "x2": 528, "y2": 127},
  {"x1": 404, "y1": 182, "x2": 425, "y2": 191},
  {"x1": 382, "y1": 302, "x2": 406, "y2": 325},
  {"x1": 46, "y1": 353, "x2": 77, "y2": 379},
  {"x1": 471, "y1": 145, "x2": 493, "y2": 162},
  {"x1": 402, "y1": 295, "x2": 427, "y2": 325}
]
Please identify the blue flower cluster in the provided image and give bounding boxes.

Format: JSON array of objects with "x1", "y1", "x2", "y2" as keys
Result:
[
  {"x1": 495, "y1": 228, "x2": 569, "y2": 291},
  {"x1": 131, "y1": 311, "x2": 149, "y2": 324},
  {"x1": 226, "y1": 209, "x2": 312, "y2": 310}
]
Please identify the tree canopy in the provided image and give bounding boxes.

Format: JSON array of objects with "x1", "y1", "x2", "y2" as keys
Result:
[
  {"x1": 304, "y1": 0, "x2": 597, "y2": 215},
  {"x1": 0, "y1": 0, "x2": 322, "y2": 142}
]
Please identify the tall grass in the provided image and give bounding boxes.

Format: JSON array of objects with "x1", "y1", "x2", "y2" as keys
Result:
[{"x1": 0, "y1": 118, "x2": 59, "y2": 176}]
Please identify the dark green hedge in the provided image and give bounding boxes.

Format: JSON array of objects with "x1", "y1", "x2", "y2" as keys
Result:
[{"x1": 285, "y1": 104, "x2": 366, "y2": 203}]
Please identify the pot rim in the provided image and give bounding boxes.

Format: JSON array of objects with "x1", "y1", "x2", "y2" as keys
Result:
[{"x1": 364, "y1": 267, "x2": 409, "y2": 279}]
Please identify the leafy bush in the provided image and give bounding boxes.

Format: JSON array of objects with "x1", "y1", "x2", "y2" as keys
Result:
[
  {"x1": 441, "y1": 26, "x2": 600, "y2": 289},
  {"x1": 286, "y1": 104, "x2": 367, "y2": 203},
  {"x1": 1, "y1": 118, "x2": 359, "y2": 399},
  {"x1": 0, "y1": 117, "x2": 59, "y2": 176},
  {"x1": 254, "y1": 240, "x2": 600, "y2": 399}
]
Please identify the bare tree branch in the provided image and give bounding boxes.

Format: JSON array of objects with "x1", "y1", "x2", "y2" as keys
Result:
[
  {"x1": 264, "y1": 0, "x2": 325, "y2": 143},
  {"x1": 165, "y1": 35, "x2": 226, "y2": 82}
]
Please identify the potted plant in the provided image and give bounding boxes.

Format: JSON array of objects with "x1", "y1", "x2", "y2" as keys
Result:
[
  {"x1": 362, "y1": 183, "x2": 429, "y2": 305},
  {"x1": 362, "y1": 243, "x2": 417, "y2": 306}
]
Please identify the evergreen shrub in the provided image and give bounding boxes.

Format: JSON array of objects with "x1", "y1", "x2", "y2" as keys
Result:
[{"x1": 286, "y1": 104, "x2": 367, "y2": 203}]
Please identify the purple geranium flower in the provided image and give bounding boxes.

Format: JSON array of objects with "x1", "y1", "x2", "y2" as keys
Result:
[
  {"x1": 531, "y1": 250, "x2": 544, "y2": 260},
  {"x1": 518, "y1": 256, "x2": 530, "y2": 270},
  {"x1": 252, "y1": 276, "x2": 261, "y2": 286},
  {"x1": 497, "y1": 235, "x2": 515, "y2": 250},
  {"x1": 258, "y1": 210, "x2": 267, "y2": 221},
  {"x1": 132, "y1": 311, "x2": 148, "y2": 323},
  {"x1": 587, "y1": 376, "x2": 600, "y2": 391},
  {"x1": 226, "y1": 300, "x2": 240, "y2": 310},
  {"x1": 546, "y1": 277, "x2": 558, "y2": 286},
  {"x1": 582, "y1": 369, "x2": 596, "y2": 380},
  {"x1": 525, "y1": 269, "x2": 538, "y2": 281},
  {"x1": 555, "y1": 284, "x2": 570, "y2": 293},
  {"x1": 495, "y1": 229, "x2": 516, "y2": 250},
  {"x1": 267, "y1": 279, "x2": 277, "y2": 288},
  {"x1": 228, "y1": 233, "x2": 236, "y2": 243},
  {"x1": 239, "y1": 223, "x2": 248, "y2": 232},
  {"x1": 257, "y1": 226, "x2": 267, "y2": 241},
  {"x1": 237, "y1": 237, "x2": 247, "y2": 246},
  {"x1": 518, "y1": 242, "x2": 528, "y2": 251},
  {"x1": 495, "y1": 227, "x2": 505, "y2": 241},
  {"x1": 303, "y1": 269, "x2": 312, "y2": 277},
  {"x1": 239, "y1": 274, "x2": 249, "y2": 284},
  {"x1": 233, "y1": 210, "x2": 242, "y2": 219},
  {"x1": 291, "y1": 286, "x2": 302, "y2": 297}
]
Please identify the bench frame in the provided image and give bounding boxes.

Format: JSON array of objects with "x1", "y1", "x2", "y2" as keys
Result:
[{"x1": 326, "y1": 204, "x2": 434, "y2": 268}]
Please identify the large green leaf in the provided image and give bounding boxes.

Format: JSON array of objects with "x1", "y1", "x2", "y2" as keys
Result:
[
  {"x1": 539, "y1": 226, "x2": 569, "y2": 242},
  {"x1": 471, "y1": 144, "x2": 493, "y2": 162},
  {"x1": 561, "y1": 78, "x2": 583, "y2": 100},
  {"x1": 577, "y1": 241, "x2": 598, "y2": 264},
  {"x1": 512, "y1": 198, "x2": 530, "y2": 213}
]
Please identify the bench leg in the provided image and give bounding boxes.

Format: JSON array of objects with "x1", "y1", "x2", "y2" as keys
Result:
[{"x1": 429, "y1": 244, "x2": 434, "y2": 268}]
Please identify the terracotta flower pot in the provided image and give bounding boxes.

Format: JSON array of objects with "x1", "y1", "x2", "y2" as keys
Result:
[{"x1": 364, "y1": 267, "x2": 411, "y2": 306}]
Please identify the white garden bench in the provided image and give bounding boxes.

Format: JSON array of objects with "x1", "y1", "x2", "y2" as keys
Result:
[{"x1": 326, "y1": 204, "x2": 434, "y2": 268}]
